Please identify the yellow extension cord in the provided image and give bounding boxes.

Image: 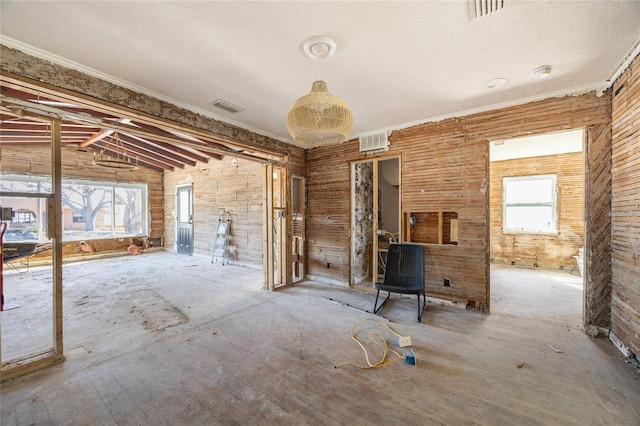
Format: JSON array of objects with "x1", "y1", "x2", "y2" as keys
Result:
[{"x1": 335, "y1": 318, "x2": 407, "y2": 369}]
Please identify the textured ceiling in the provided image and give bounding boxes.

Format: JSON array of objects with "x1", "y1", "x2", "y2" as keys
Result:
[{"x1": 1, "y1": 1, "x2": 640, "y2": 146}]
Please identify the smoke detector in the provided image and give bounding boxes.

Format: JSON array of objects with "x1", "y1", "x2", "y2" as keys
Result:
[{"x1": 303, "y1": 36, "x2": 337, "y2": 59}]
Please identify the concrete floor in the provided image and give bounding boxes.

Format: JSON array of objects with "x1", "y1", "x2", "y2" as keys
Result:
[{"x1": 1, "y1": 252, "x2": 639, "y2": 425}]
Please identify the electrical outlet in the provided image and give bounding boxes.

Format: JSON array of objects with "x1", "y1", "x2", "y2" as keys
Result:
[
  {"x1": 398, "y1": 336, "x2": 412, "y2": 347},
  {"x1": 444, "y1": 278, "x2": 451, "y2": 287}
]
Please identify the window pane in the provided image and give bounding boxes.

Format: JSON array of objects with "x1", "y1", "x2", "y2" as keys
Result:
[
  {"x1": 178, "y1": 190, "x2": 190, "y2": 222},
  {"x1": 0, "y1": 198, "x2": 42, "y2": 241},
  {"x1": 505, "y1": 178, "x2": 554, "y2": 204},
  {"x1": 0, "y1": 176, "x2": 52, "y2": 194},
  {"x1": 62, "y1": 183, "x2": 113, "y2": 240},
  {"x1": 505, "y1": 206, "x2": 555, "y2": 232},
  {"x1": 3, "y1": 175, "x2": 147, "y2": 240},
  {"x1": 114, "y1": 187, "x2": 143, "y2": 235}
]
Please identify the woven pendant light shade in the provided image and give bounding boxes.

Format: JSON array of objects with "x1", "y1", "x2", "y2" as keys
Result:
[{"x1": 286, "y1": 81, "x2": 353, "y2": 147}]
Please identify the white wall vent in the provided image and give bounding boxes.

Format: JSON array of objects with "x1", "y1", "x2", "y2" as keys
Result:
[
  {"x1": 210, "y1": 99, "x2": 245, "y2": 113},
  {"x1": 359, "y1": 132, "x2": 389, "y2": 152},
  {"x1": 468, "y1": 0, "x2": 506, "y2": 20}
]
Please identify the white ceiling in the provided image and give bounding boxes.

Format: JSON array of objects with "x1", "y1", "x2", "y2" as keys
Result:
[{"x1": 2, "y1": 1, "x2": 640, "y2": 146}]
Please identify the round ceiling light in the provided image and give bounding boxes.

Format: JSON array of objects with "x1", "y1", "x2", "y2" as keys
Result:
[
  {"x1": 303, "y1": 36, "x2": 337, "y2": 59},
  {"x1": 533, "y1": 65, "x2": 553, "y2": 78},
  {"x1": 484, "y1": 78, "x2": 507, "y2": 89}
]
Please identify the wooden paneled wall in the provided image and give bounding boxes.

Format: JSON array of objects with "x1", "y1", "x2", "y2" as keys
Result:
[
  {"x1": 0, "y1": 145, "x2": 164, "y2": 256},
  {"x1": 306, "y1": 92, "x2": 611, "y2": 315},
  {"x1": 163, "y1": 157, "x2": 265, "y2": 267},
  {"x1": 490, "y1": 152, "x2": 584, "y2": 269},
  {"x1": 611, "y1": 55, "x2": 640, "y2": 357}
]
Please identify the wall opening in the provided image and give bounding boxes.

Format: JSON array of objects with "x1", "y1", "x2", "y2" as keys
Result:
[
  {"x1": 350, "y1": 157, "x2": 400, "y2": 287},
  {"x1": 489, "y1": 129, "x2": 585, "y2": 317}
]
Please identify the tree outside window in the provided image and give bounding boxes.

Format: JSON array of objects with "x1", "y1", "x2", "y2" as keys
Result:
[{"x1": 1, "y1": 174, "x2": 148, "y2": 241}]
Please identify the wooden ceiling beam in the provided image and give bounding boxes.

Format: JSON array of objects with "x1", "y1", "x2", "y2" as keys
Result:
[
  {"x1": 151, "y1": 140, "x2": 212, "y2": 163},
  {"x1": 1, "y1": 73, "x2": 291, "y2": 162},
  {"x1": 0, "y1": 121, "x2": 97, "y2": 133},
  {"x1": 98, "y1": 139, "x2": 183, "y2": 169},
  {"x1": 79, "y1": 129, "x2": 114, "y2": 148},
  {"x1": 0, "y1": 137, "x2": 88, "y2": 143},
  {"x1": 93, "y1": 142, "x2": 171, "y2": 172},
  {"x1": 118, "y1": 133, "x2": 196, "y2": 167},
  {"x1": 1, "y1": 91, "x2": 274, "y2": 165}
]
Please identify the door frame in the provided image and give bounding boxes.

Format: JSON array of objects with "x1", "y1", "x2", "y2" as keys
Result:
[
  {"x1": 175, "y1": 183, "x2": 194, "y2": 255},
  {"x1": 0, "y1": 119, "x2": 64, "y2": 381},
  {"x1": 263, "y1": 163, "x2": 289, "y2": 289},
  {"x1": 350, "y1": 155, "x2": 402, "y2": 287}
]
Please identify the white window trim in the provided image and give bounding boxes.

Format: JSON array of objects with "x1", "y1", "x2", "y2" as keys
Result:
[
  {"x1": 503, "y1": 174, "x2": 558, "y2": 234},
  {"x1": 0, "y1": 174, "x2": 149, "y2": 241}
]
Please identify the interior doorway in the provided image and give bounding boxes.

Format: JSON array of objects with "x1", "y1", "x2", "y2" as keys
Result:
[
  {"x1": 350, "y1": 157, "x2": 400, "y2": 287},
  {"x1": 263, "y1": 164, "x2": 288, "y2": 289},
  {"x1": 489, "y1": 129, "x2": 585, "y2": 313}
]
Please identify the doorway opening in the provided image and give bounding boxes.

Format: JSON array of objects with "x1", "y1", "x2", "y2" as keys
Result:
[
  {"x1": 264, "y1": 163, "x2": 288, "y2": 289},
  {"x1": 350, "y1": 157, "x2": 400, "y2": 287},
  {"x1": 489, "y1": 129, "x2": 585, "y2": 316}
]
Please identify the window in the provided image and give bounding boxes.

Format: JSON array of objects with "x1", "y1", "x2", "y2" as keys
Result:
[
  {"x1": 72, "y1": 212, "x2": 84, "y2": 223},
  {"x1": 0, "y1": 174, "x2": 148, "y2": 241},
  {"x1": 13, "y1": 209, "x2": 36, "y2": 224},
  {"x1": 503, "y1": 174, "x2": 557, "y2": 233}
]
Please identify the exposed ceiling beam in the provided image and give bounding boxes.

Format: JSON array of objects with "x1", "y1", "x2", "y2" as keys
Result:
[
  {"x1": 1, "y1": 93, "x2": 277, "y2": 165},
  {"x1": 151, "y1": 140, "x2": 213, "y2": 163},
  {"x1": 79, "y1": 129, "x2": 114, "y2": 148},
  {"x1": 98, "y1": 138, "x2": 183, "y2": 170},
  {"x1": 93, "y1": 142, "x2": 169, "y2": 173},
  {"x1": 1, "y1": 73, "x2": 291, "y2": 160},
  {"x1": 116, "y1": 133, "x2": 190, "y2": 168}
]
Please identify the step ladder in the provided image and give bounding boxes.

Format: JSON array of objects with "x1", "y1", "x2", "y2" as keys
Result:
[{"x1": 212, "y1": 211, "x2": 231, "y2": 264}]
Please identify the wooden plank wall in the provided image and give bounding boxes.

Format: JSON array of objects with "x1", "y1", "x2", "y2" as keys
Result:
[
  {"x1": 611, "y1": 55, "x2": 640, "y2": 357},
  {"x1": 0, "y1": 145, "x2": 164, "y2": 258},
  {"x1": 584, "y1": 122, "x2": 612, "y2": 327},
  {"x1": 306, "y1": 92, "x2": 611, "y2": 315},
  {"x1": 163, "y1": 157, "x2": 265, "y2": 267},
  {"x1": 490, "y1": 152, "x2": 584, "y2": 269}
]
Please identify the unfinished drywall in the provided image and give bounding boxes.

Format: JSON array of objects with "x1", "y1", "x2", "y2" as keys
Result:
[
  {"x1": 0, "y1": 145, "x2": 164, "y2": 260},
  {"x1": 163, "y1": 157, "x2": 265, "y2": 267},
  {"x1": 307, "y1": 92, "x2": 611, "y2": 316},
  {"x1": 490, "y1": 152, "x2": 584, "y2": 269},
  {"x1": 611, "y1": 54, "x2": 640, "y2": 357}
]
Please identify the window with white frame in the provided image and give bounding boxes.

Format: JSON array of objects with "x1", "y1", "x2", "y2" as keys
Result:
[
  {"x1": 503, "y1": 174, "x2": 557, "y2": 233},
  {"x1": 0, "y1": 174, "x2": 148, "y2": 241}
]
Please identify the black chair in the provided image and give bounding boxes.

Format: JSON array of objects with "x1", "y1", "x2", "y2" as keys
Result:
[{"x1": 373, "y1": 243, "x2": 426, "y2": 322}]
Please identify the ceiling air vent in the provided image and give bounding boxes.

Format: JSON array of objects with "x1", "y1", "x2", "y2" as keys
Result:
[
  {"x1": 210, "y1": 99, "x2": 245, "y2": 113},
  {"x1": 468, "y1": 0, "x2": 506, "y2": 20},
  {"x1": 359, "y1": 132, "x2": 389, "y2": 152}
]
